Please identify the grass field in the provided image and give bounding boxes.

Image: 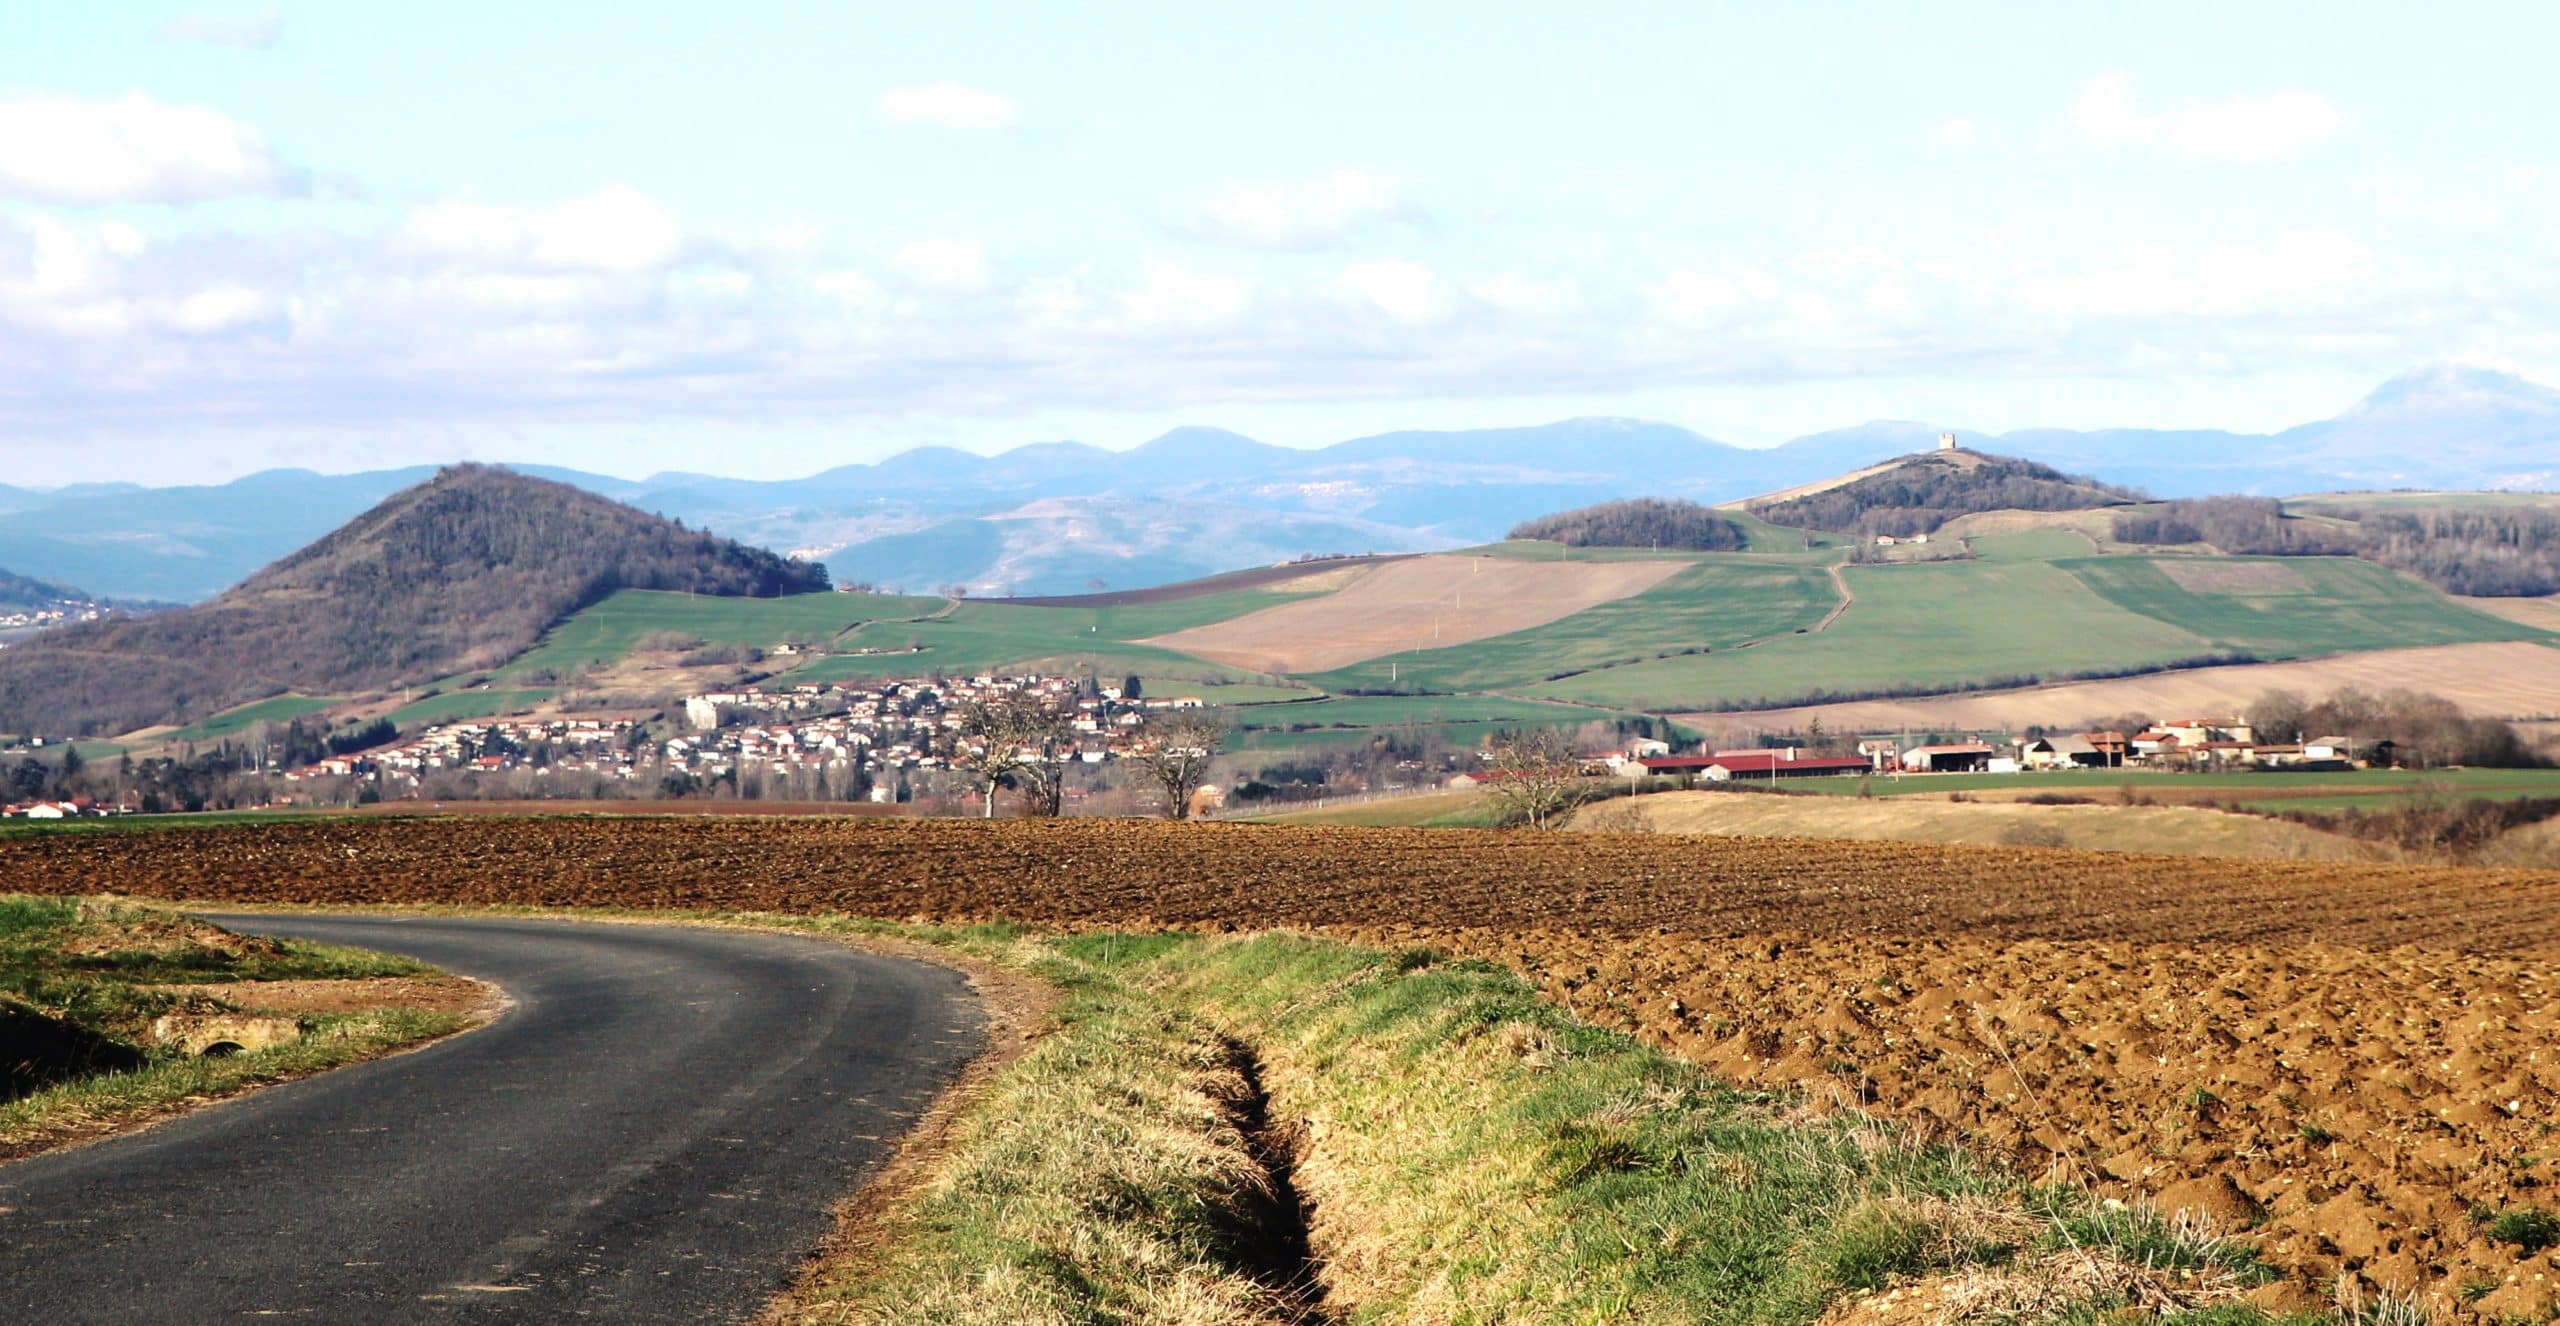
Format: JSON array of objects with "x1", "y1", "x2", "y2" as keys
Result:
[
  {"x1": 795, "y1": 586, "x2": 1331, "y2": 685},
  {"x1": 1303, "y1": 559, "x2": 1837, "y2": 695},
  {"x1": 1223, "y1": 694, "x2": 1627, "y2": 753},
  {"x1": 1799, "y1": 765, "x2": 2560, "y2": 809},
  {"x1": 494, "y1": 589, "x2": 946, "y2": 681},
  {"x1": 385, "y1": 687, "x2": 559, "y2": 726},
  {"x1": 2061, "y1": 555, "x2": 2545, "y2": 658},
  {"x1": 158, "y1": 694, "x2": 342, "y2": 743},
  {"x1": 1583, "y1": 788, "x2": 2370, "y2": 859},
  {"x1": 1967, "y1": 529, "x2": 2095, "y2": 561},
  {"x1": 1522, "y1": 559, "x2": 2225, "y2": 712}
]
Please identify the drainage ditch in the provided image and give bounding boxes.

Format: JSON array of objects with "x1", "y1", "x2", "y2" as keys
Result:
[{"x1": 1215, "y1": 1035, "x2": 1339, "y2": 1325}]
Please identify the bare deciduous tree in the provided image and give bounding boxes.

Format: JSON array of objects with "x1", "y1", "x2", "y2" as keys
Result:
[
  {"x1": 953, "y1": 692, "x2": 1076, "y2": 818},
  {"x1": 1127, "y1": 711, "x2": 1225, "y2": 820},
  {"x1": 1482, "y1": 727, "x2": 1588, "y2": 830}
]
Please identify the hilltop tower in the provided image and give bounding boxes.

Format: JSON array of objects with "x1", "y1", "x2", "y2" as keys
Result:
[{"x1": 1937, "y1": 432, "x2": 1957, "y2": 452}]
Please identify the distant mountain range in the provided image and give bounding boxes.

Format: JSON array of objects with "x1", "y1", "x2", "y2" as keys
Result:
[{"x1": 6, "y1": 364, "x2": 2556, "y2": 603}]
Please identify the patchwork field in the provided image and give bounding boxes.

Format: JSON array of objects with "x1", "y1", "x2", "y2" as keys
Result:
[
  {"x1": 1143, "y1": 555, "x2": 1691, "y2": 674},
  {"x1": 1300, "y1": 559, "x2": 1837, "y2": 695},
  {"x1": 16, "y1": 816, "x2": 2560, "y2": 1315},
  {"x1": 1689, "y1": 639, "x2": 2560, "y2": 737},
  {"x1": 1522, "y1": 559, "x2": 2223, "y2": 711}
]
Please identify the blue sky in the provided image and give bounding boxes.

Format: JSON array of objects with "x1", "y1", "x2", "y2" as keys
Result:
[{"x1": 2, "y1": 2, "x2": 2553, "y2": 482}]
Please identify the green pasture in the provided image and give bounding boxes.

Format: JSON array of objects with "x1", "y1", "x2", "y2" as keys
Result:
[
  {"x1": 385, "y1": 688, "x2": 557, "y2": 726},
  {"x1": 1304, "y1": 560, "x2": 1838, "y2": 696},
  {"x1": 2059, "y1": 555, "x2": 2546, "y2": 657},
  {"x1": 495, "y1": 589, "x2": 945, "y2": 680},
  {"x1": 798, "y1": 585, "x2": 1329, "y2": 684},
  {"x1": 159, "y1": 694, "x2": 342, "y2": 743},
  {"x1": 1525, "y1": 559, "x2": 2223, "y2": 712},
  {"x1": 1967, "y1": 529, "x2": 2094, "y2": 561}
]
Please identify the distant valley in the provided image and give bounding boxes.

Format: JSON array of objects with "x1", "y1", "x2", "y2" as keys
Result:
[{"x1": 7, "y1": 364, "x2": 2560, "y2": 605}]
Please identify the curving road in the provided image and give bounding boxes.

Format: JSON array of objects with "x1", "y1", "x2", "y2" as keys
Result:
[{"x1": 0, "y1": 914, "x2": 984, "y2": 1324}]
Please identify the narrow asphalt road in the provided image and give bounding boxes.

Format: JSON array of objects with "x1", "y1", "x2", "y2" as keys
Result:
[{"x1": 0, "y1": 914, "x2": 985, "y2": 1324}]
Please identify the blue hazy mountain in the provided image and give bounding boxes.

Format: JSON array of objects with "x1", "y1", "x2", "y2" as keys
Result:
[{"x1": 8, "y1": 365, "x2": 2555, "y2": 602}]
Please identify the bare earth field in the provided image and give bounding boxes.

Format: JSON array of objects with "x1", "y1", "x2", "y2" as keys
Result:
[
  {"x1": 1142, "y1": 554, "x2": 1689, "y2": 673},
  {"x1": 13, "y1": 816, "x2": 2560, "y2": 1316},
  {"x1": 2463, "y1": 595, "x2": 2560, "y2": 633},
  {"x1": 1691, "y1": 639, "x2": 2560, "y2": 734},
  {"x1": 1578, "y1": 789, "x2": 2372, "y2": 860}
]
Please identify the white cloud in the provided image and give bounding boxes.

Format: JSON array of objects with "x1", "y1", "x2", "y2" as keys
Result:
[
  {"x1": 1119, "y1": 260, "x2": 1253, "y2": 330},
  {"x1": 1330, "y1": 259, "x2": 1446, "y2": 323},
  {"x1": 876, "y1": 82, "x2": 1019, "y2": 131},
  {"x1": 0, "y1": 91, "x2": 289, "y2": 204},
  {"x1": 813, "y1": 270, "x2": 883, "y2": 307},
  {"x1": 1646, "y1": 266, "x2": 1781, "y2": 324},
  {"x1": 2012, "y1": 230, "x2": 2375, "y2": 318},
  {"x1": 1197, "y1": 169, "x2": 1415, "y2": 250},
  {"x1": 399, "y1": 184, "x2": 684, "y2": 272},
  {"x1": 2071, "y1": 73, "x2": 2343, "y2": 164},
  {"x1": 1931, "y1": 117, "x2": 1978, "y2": 148},
  {"x1": 170, "y1": 285, "x2": 277, "y2": 333},
  {"x1": 891, "y1": 237, "x2": 992, "y2": 291},
  {"x1": 160, "y1": 6, "x2": 282, "y2": 49},
  {"x1": 1469, "y1": 273, "x2": 1580, "y2": 315}
]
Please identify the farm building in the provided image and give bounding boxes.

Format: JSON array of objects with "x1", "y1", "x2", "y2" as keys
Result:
[
  {"x1": 2019, "y1": 734, "x2": 2110, "y2": 770},
  {"x1": 1635, "y1": 752, "x2": 1870, "y2": 783},
  {"x1": 1899, "y1": 742, "x2": 1995, "y2": 773}
]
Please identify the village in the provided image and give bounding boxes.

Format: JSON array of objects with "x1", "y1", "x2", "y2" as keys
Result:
[
  {"x1": 1447, "y1": 716, "x2": 2363, "y2": 791},
  {"x1": 3, "y1": 686, "x2": 2379, "y2": 820},
  {"x1": 264, "y1": 674, "x2": 1211, "y2": 805}
]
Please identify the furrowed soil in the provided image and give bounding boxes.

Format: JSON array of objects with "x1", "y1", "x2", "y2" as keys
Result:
[{"x1": 13, "y1": 816, "x2": 2560, "y2": 1316}]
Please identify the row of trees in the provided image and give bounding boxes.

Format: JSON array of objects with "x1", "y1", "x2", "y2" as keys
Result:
[
  {"x1": 949, "y1": 694, "x2": 1227, "y2": 820},
  {"x1": 2244, "y1": 685, "x2": 2539, "y2": 769}
]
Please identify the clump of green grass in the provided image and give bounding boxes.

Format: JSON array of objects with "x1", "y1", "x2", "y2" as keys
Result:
[{"x1": 2479, "y1": 1204, "x2": 2560, "y2": 1252}]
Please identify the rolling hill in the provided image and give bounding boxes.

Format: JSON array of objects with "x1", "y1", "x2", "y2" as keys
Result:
[{"x1": 0, "y1": 466, "x2": 830, "y2": 737}]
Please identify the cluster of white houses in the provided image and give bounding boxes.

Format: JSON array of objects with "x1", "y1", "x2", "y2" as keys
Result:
[
  {"x1": 0, "y1": 601, "x2": 105, "y2": 641},
  {"x1": 1482, "y1": 717, "x2": 2361, "y2": 788},
  {"x1": 285, "y1": 675, "x2": 1209, "y2": 795}
]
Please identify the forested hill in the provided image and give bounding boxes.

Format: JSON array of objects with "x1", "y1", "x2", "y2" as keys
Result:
[
  {"x1": 1751, "y1": 449, "x2": 2144, "y2": 538},
  {"x1": 0, "y1": 465, "x2": 831, "y2": 736},
  {"x1": 1508, "y1": 498, "x2": 1748, "y2": 550}
]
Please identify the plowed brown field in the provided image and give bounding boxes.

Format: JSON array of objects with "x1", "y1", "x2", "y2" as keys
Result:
[{"x1": 11, "y1": 816, "x2": 2560, "y2": 1315}]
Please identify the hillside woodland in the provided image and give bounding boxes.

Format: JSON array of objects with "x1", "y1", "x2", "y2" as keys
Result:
[
  {"x1": 1752, "y1": 451, "x2": 2143, "y2": 537},
  {"x1": 1506, "y1": 498, "x2": 1748, "y2": 550},
  {"x1": 2118, "y1": 498, "x2": 2560, "y2": 596},
  {"x1": 0, "y1": 466, "x2": 829, "y2": 736}
]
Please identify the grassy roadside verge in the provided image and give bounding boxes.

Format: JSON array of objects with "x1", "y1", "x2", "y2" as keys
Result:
[
  {"x1": 0, "y1": 895, "x2": 482, "y2": 1161},
  {"x1": 736, "y1": 920, "x2": 2291, "y2": 1326}
]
